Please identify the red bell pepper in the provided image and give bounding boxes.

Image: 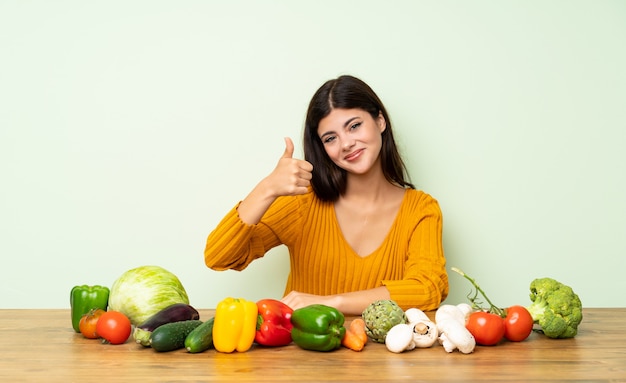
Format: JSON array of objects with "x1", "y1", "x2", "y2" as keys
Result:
[{"x1": 255, "y1": 299, "x2": 294, "y2": 346}]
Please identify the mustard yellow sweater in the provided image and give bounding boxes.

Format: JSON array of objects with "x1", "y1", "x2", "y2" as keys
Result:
[{"x1": 204, "y1": 189, "x2": 448, "y2": 311}]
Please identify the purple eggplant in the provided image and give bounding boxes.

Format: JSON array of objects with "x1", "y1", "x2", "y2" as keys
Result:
[{"x1": 133, "y1": 303, "x2": 200, "y2": 346}]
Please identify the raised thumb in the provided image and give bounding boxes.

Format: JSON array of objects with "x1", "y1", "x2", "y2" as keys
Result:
[{"x1": 282, "y1": 137, "x2": 295, "y2": 159}]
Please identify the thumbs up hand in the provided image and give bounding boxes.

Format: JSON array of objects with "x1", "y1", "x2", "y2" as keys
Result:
[
  {"x1": 234, "y1": 137, "x2": 314, "y2": 225},
  {"x1": 267, "y1": 137, "x2": 313, "y2": 197}
]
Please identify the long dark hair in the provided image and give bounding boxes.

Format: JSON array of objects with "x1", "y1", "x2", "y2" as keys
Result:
[{"x1": 303, "y1": 75, "x2": 414, "y2": 201}]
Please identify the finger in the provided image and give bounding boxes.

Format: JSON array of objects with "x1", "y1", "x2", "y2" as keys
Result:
[
  {"x1": 280, "y1": 293, "x2": 294, "y2": 307},
  {"x1": 299, "y1": 170, "x2": 313, "y2": 181},
  {"x1": 282, "y1": 137, "x2": 294, "y2": 159},
  {"x1": 299, "y1": 160, "x2": 314, "y2": 173}
]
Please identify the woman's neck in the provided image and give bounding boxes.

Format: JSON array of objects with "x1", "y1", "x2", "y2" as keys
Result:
[{"x1": 343, "y1": 169, "x2": 399, "y2": 205}]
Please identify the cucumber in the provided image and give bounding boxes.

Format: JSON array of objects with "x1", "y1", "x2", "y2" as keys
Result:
[
  {"x1": 133, "y1": 303, "x2": 200, "y2": 346},
  {"x1": 185, "y1": 317, "x2": 215, "y2": 353},
  {"x1": 149, "y1": 320, "x2": 202, "y2": 352}
]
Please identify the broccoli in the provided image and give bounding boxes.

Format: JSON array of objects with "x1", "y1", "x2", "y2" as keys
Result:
[{"x1": 527, "y1": 277, "x2": 583, "y2": 339}]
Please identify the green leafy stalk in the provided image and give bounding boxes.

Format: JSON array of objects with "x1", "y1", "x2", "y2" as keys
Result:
[{"x1": 451, "y1": 267, "x2": 505, "y2": 317}]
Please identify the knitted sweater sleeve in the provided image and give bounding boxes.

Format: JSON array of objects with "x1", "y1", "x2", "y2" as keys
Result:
[
  {"x1": 204, "y1": 194, "x2": 304, "y2": 271},
  {"x1": 381, "y1": 193, "x2": 449, "y2": 311}
]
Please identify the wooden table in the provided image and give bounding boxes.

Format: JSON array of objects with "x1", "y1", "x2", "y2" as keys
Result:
[{"x1": 1, "y1": 308, "x2": 624, "y2": 382}]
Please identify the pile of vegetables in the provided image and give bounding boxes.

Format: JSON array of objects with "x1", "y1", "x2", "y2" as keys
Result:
[
  {"x1": 356, "y1": 267, "x2": 583, "y2": 355},
  {"x1": 71, "y1": 265, "x2": 193, "y2": 346},
  {"x1": 70, "y1": 264, "x2": 583, "y2": 356},
  {"x1": 451, "y1": 267, "x2": 534, "y2": 346},
  {"x1": 451, "y1": 267, "x2": 583, "y2": 344},
  {"x1": 358, "y1": 299, "x2": 473, "y2": 354}
]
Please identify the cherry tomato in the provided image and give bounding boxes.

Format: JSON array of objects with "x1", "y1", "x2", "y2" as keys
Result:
[
  {"x1": 79, "y1": 308, "x2": 105, "y2": 339},
  {"x1": 504, "y1": 305, "x2": 534, "y2": 342},
  {"x1": 96, "y1": 311, "x2": 132, "y2": 345},
  {"x1": 466, "y1": 311, "x2": 505, "y2": 346}
]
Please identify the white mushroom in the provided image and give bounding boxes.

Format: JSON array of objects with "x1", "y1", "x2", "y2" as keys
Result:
[
  {"x1": 411, "y1": 320, "x2": 438, "y2": 348},
  {"x1": 385, "y1": 307, "x2": 439, "y2": 351},
  {"x1": 405, "y1": 308, "x2": 430, "y2": 323},
  {"x1": 385, "y1": 323, "x2": 416, "y2": 353},
  {"x1": 456, "y1": 303, "x2": 473, "y2": 321},
  {"x1": 435, "y1": 304, "x2": 476, "y2": 354}
]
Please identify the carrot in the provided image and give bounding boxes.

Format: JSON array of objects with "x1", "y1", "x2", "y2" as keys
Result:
[{"x1": 341, "y1": 318, "x2": 368, "y2": 351}]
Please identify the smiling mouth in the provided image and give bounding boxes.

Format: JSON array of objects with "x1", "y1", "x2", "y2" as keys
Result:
[{"x1": 344, "y1": 149, "x2": 364, "y2": 161}]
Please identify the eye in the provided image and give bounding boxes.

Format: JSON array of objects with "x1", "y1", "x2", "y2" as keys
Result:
[
  {"x1": 322, "y1": 135, "x2": 336, "y2": 144},
  {"x1": 349, "y1": 122, "x2": 362, "y2": 131}
]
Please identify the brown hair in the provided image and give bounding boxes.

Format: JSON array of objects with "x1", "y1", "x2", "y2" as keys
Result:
[{"x1": 303, "y1": 75, "x2": 414, "y2": 201}]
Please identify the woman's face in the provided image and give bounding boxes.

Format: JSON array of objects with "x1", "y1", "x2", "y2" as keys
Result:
[{"x1": 317, "y1": 108, "x2": 386, "y2": 175}]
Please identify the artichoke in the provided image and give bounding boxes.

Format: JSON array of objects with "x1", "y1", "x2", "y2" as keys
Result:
[{"x1": 362, "y1": 300, "x2": 407, "y2": 343}]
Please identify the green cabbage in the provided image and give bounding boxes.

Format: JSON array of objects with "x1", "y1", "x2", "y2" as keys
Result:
[{"x1": 108, "y1": 265, "x2": 190, "y2": 325}]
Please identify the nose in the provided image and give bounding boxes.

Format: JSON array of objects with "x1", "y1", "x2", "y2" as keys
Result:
[{"x1": 343, "y1": 138, "x2": 355, "y2": 150}]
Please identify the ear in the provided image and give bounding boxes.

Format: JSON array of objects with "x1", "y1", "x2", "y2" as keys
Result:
[{"x1": 377, "y1": 111, "x2": 387, "y2": 133}]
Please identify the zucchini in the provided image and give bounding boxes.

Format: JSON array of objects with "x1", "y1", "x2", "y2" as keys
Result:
[
  {"x1": 149, "y1": 320, "x2": 202, "y2": 352},
  {"x1": 133, "y1": 303, "x2": 200, "y2": 347},
  {"x1": 185, "y1": 317, "x2": 215, "y2": 353}
]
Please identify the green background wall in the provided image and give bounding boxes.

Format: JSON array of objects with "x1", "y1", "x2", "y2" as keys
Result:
[{"x1": 2, "y1": 1, "x2": 625, "y2": 309}]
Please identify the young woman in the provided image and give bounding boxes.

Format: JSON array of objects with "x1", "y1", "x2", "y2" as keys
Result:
[{"x1": 204, "y1": 75, "x2": 448, "y2": 315}]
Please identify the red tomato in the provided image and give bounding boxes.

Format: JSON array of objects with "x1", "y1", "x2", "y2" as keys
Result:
[
  {"x1": 466, "y1": 311, "x2": 505, "y2": 346},
  {"x1": 504, "y1": 305, "x2": 534, "y2": 342},
  {"x1": 79, "y1": 308, "x2": 105, "y2": 339},
  {"x1": 96, "y1": 311, "x2": 131, "y2": 345}
]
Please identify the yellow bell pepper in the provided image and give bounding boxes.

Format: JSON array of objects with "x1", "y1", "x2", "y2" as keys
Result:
[{"x1": 212, "y1": 297, "x2": 258, "y2": 353}]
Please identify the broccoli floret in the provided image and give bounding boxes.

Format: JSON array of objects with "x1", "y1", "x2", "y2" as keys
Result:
[{"x1": 527, "y1": 277, "x2": 583, "y2": 339}]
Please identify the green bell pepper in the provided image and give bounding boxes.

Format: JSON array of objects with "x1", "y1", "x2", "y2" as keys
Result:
[
  {"x1": 290, "y1": 304, "x2": 346, "y2": 352},
  {"x1": 70, "y1": 285, "x2": 110, "y2": 332}
]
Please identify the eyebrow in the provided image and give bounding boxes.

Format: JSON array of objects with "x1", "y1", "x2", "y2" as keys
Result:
[{"x1": 319, "y1": 116, "x2": 360, "y2": 140}]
